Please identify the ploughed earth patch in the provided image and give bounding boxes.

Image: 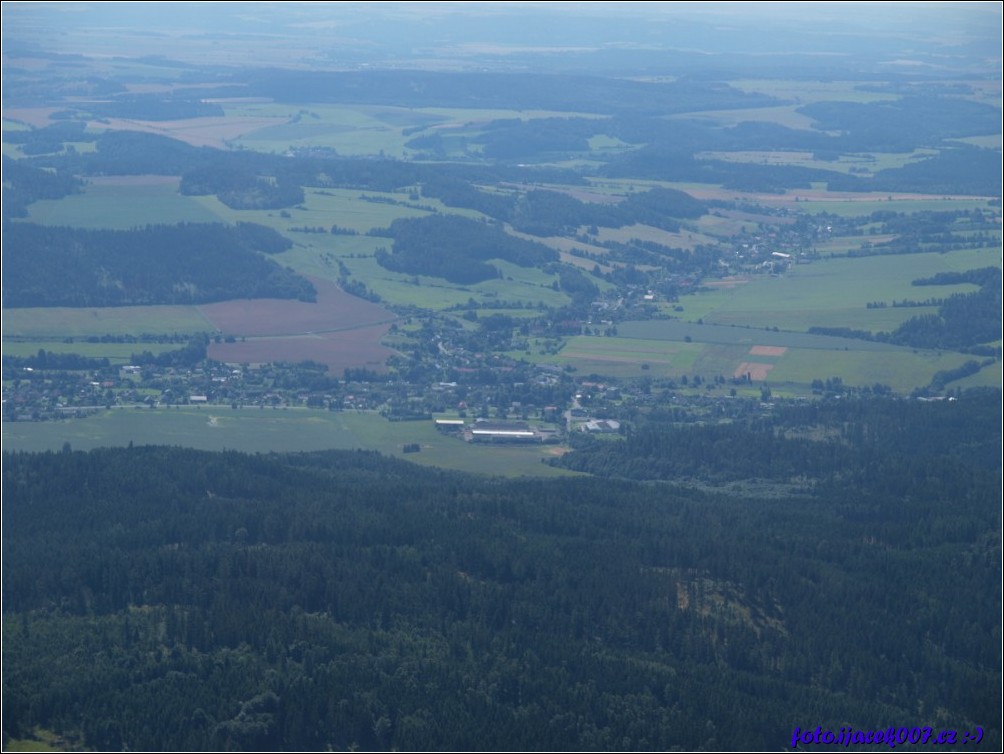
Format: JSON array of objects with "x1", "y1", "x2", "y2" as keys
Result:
[
  {"x1": 749, "y1": 345, "x2": 787, "y2": 356},
  {"x1": 201, "y1": 277, "x2": 399, "y2": 373},
  {"x1": 734, "y1": 361, "x2": 775, "y2": 381}
]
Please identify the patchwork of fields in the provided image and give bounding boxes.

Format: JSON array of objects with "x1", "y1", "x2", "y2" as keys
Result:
[
  {"x1": 538, "y1": 323, "x2": 980, "y2": 393},
  {"x1": 3, "y1": 62, "x2": 1000, "y2": 458}
]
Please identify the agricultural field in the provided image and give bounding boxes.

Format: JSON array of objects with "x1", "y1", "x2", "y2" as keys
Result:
[
  {"x1": 669, "y1": 104, "x2": 818, "y2": 131},
  {"x1": 1, "y1": 407, "x2": 576, "y2": 477},
  {"x1": 593, "y1": 222, "x2": 718, "y2": 250},
  {"x1": 762, "y1": 347, "x2": 987, "y2": 394},
  {"x1": 2, "y1": 10, "x2": 1000, "y2": 463},
  {"x1": 198, "y1": 277, "x2": 398, "y2": 371},
  {"x1": 791, "y1": 197, "x2": 998, "y2": 217},
  {"x1": 694, "y1": 148, "x2": 939, "y2": 177},
  {"x1": 724, "y1": 79, "x2": 900, "y2": 105},
  {"x1": 672, "y1": 248, "x2": 998, "y2": 332},
  {"x1": 206, "y1": 326, "x2": 396, "y2": 374},
  {"x1": 534, "y1": 325, "x2": 980, "y2": 394},
  {"x1": 335, "y1": 255, "x2": 569, "y2": 311},
  {"x1": 84, "y1": 114, "x2": 289, "y2": 150},
  {"x1": 22, "y1": 177, "x2": 220, "y2": 229},
  {"x1": 199, "y1": 277, "x2": 394, "y2": 337},
  {"x1": 2, "y1": 340, "x2": 179, "y2": 364},
  {"x1": 225, "y1": 104, "x2": 604, "y2": 158},
  {"x1": 2, "y1": 277, "x2": 399, "y2": 373},
  {"x1": 534, "y1": 335, "x2": 704, "y2": 380},
  {"x1": 2, "y1": 305, "x2": 215, "y2": 339}
]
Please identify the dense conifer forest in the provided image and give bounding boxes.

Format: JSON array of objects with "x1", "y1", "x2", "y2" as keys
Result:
[
  {"x1": 2, "y1": 222, "x2": 309, "y2": 308},
  {"x1": 3, "y1": 391, "x2": 1000, "y2": 751}
]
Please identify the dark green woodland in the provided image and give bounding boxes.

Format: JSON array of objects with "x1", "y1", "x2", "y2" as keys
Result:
[{"x1": 3, "y1": 391, "x2": 1000, "y2": 751}]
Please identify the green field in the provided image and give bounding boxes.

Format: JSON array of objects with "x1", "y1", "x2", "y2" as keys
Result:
[
  {"x1": 338, "y1": 255, "x2": 569, "y2": 311},
  {"x1": 2, "y1": 305, "x2": 215, "y2": 338},
  {"x1": 696, "y1": 148, "x2": 939, "y2": 176},
  {"x1": 617, "y1": 320, "x2": 903, "y2": 350},
  {"x1": 671, "y1": 104, "x2": 819, "y2": 130},
  {"x1": 182, "y1": 187, "x2": 561, "y2": 313},
  {"x1": 675, "y1": 248, "x2": 998, "y2": 332},
  {"x1": 186, "y1": 188, "x2": 442, "y2": 236},
  {"x1": 2, "y1": 340, "x2": 180, "y2": 363},
  {"x1": 949, "y1": 134, "x2": 1002, "y2": 148},
  {"x1": 525, "y1": 318, "x2": 987, "y2": 393},
  {"x1": 766, "y1": 348, "x2": 984, "y2": 393},
  {"x1": 23, "y1": 179, "x2": 220, "y2": 229},
  {"x1": 228, "y1": 104, "x2": 605, "y2": 158},
  {"x1": 793, "y1": 197, "x2": 997, "y2": 217},
  {"x1": 594, "y1": 222, "x2": 717, "y2": 250},
  {"x1": 532, "y1": 335, "x2": 704, "y2": 380},
  {"x1": 726, "y1": 79, "x2": 900, "y2": 105},
  {"x1": 1, "y1": 408, "x2": 577, "y2": 477},
  {"x1": 1, "y1": 728, "x2": 66, "y2": 753}
]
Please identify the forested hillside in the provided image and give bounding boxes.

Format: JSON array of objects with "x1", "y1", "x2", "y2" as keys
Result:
[
  {"x1": 2, "y1": 222, "x2": 309, "y2": 308},
  {"x1": 376, "y1": 214, "x2": 559, "y2": 284},
  {"x1": 3, "y1": 391, "x2": 1000, "y2": 751}
]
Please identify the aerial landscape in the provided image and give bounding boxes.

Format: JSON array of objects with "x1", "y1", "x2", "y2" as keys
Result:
[{"x1": 1, "y1": 1, "x2": 1001, "y2": 751}]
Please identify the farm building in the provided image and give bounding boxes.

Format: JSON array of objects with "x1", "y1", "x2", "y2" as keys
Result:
[
  {"x1": 466, "y1": 419, "x2": 541, "y2": 443},
  {"x1": 582, "y1": 419, "x2": 620, "y2": 433},
  {"x1": 434, "y1": 418, "x2": 466, "y2": 433}
]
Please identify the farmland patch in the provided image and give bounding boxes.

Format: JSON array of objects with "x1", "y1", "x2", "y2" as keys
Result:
[
  {"x1": 206, "y1": 325, "x2": 396, "y2": 373},
  {"x1": 734, "y1": 362, "x2": 774, "y2": 381},
  {"x1": 1, "y1": 305, "x2": 215, "y2": 339},
  {"x1": 196, "y1": 277, "x2": 398, "y2": 372},
  {"x1": 198, "y1": 277, "x2": 395, "y2": 337},
  {"x1": 1, "y1": 408, "x2": 577, "y2": 477},
  {"x1": 765, "y1": 348, "x2": 979, "y2": 394},
  {"x1": 23, "y1": 178, "x2": 220, "y2": 229},
  {"x1": 750, "y1": 345, "x2": 787, "y2": 356},
  {"x1": 85, "y1": 114, "x2": 289, "y2": 149},
  {"x1": 1, "y1": 340, "x2": 179, "y2": 364},
  {"x1": 673, "y1": 248, "x2": 998, "y2": 332},
  {"x1": 616, "y1": 320, "x2": 900, "y2": 351}
]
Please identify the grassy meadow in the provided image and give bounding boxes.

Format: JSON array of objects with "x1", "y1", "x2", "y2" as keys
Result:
[
  {"x1": 1, "y1": 407, "x2": 577, "y2": 477},
  {"x1": 227, "y1": 103, "x2": 604, "y2": 158},
  {"x1": 22, "y1": 178, "x2": 220, "y2": 229},
  {"x1": 673, "y1": 248, "x2": 999, "y2": 333},
  {"x1": 2, "y1": 305, "x2": 215, "y2": 338},
  {"x1": 695, "y1": 148, "x2": 939, "y2": 176},
  {"x1": 530, "y1": 325, "x2": 981, "y2": 393},
  {"x1": 2, "y1": 340, "x2": 180, "y2": 364}
]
